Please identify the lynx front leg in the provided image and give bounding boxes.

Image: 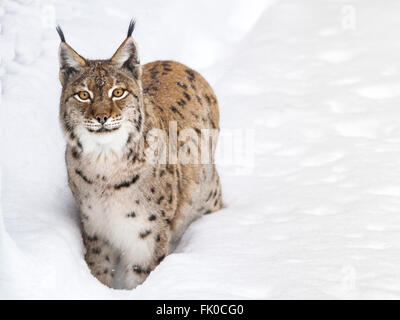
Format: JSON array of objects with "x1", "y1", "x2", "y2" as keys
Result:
[
  {"x1": 120, "y1": 230, "x2": 169, "y2": 289},
  {"x1": 83, "y1": 233, "x2": 119, "y2": 288}
]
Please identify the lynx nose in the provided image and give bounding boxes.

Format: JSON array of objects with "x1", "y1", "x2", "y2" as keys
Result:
[{"x1": 95, "y1": 113, "x2": 109, "y2": 125}]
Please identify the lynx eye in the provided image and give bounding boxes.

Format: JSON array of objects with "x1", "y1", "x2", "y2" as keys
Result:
[
  {"x1": 112, "y1": 88, "x2": 127, "y2": 99},
  {"x1": 75, "y1": 91, "x2": 90, "y2": 102}
]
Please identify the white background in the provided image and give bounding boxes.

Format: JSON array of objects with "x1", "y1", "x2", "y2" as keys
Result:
[{"x1": 2, "y1": 0, "x2": 400, "y2": 299}]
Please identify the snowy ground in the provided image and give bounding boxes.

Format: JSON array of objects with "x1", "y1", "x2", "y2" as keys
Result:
[{"x1": 2, "y1": 0, "x2": 400, "y2": 299}]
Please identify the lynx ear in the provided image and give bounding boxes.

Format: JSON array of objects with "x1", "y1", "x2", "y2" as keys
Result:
[
  {"x1": 56, "y1": 26, "x2": 86, "y2": 86},
  {"x1": 110, "y1": 20, "x2": 141, "y2": 79}
]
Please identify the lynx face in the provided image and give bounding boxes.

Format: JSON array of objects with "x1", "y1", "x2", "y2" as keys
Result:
[{"x1": 59, "y1": 31, "x2": 144, "y2": 154}]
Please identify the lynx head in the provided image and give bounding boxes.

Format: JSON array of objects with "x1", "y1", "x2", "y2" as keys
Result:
[{"x1": 58, "y1": 20, "x2": 144, "y2": 154}]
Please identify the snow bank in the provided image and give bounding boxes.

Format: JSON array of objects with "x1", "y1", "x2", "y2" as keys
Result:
[{"x1": 2, "y1": 0, "x2": 400, "y2": 299}]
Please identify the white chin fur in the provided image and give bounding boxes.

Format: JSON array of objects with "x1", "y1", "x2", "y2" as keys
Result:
[{"x1": 75, "y1": 123, "x2": 131, "y2": 157}]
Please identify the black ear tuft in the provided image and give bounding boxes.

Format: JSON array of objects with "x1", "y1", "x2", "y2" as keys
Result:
[
  {"x1": 56, "y1": 25, "x2": 66, "y2": 42},
  {"x1": 127, "y1": 19, "x2": 136, "y2": 38}
]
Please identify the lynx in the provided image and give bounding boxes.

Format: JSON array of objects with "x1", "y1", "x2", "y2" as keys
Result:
[{"x1": 57, "y1": 20, "x2": 222, "y2": 289}]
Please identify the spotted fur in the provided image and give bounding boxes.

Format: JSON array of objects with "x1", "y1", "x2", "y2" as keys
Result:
[{"x1": 58, "y1": 23, "x2": 222, "y2": 289}]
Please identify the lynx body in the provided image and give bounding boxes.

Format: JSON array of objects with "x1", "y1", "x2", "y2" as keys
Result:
[{"x1": 58, "y1": 22, "x2": 222, "y2": 289}]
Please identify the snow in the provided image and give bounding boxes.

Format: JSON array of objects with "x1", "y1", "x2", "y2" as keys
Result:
[{"x1": 2, "y1": 0, "x2": 400, "y2": 299}]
